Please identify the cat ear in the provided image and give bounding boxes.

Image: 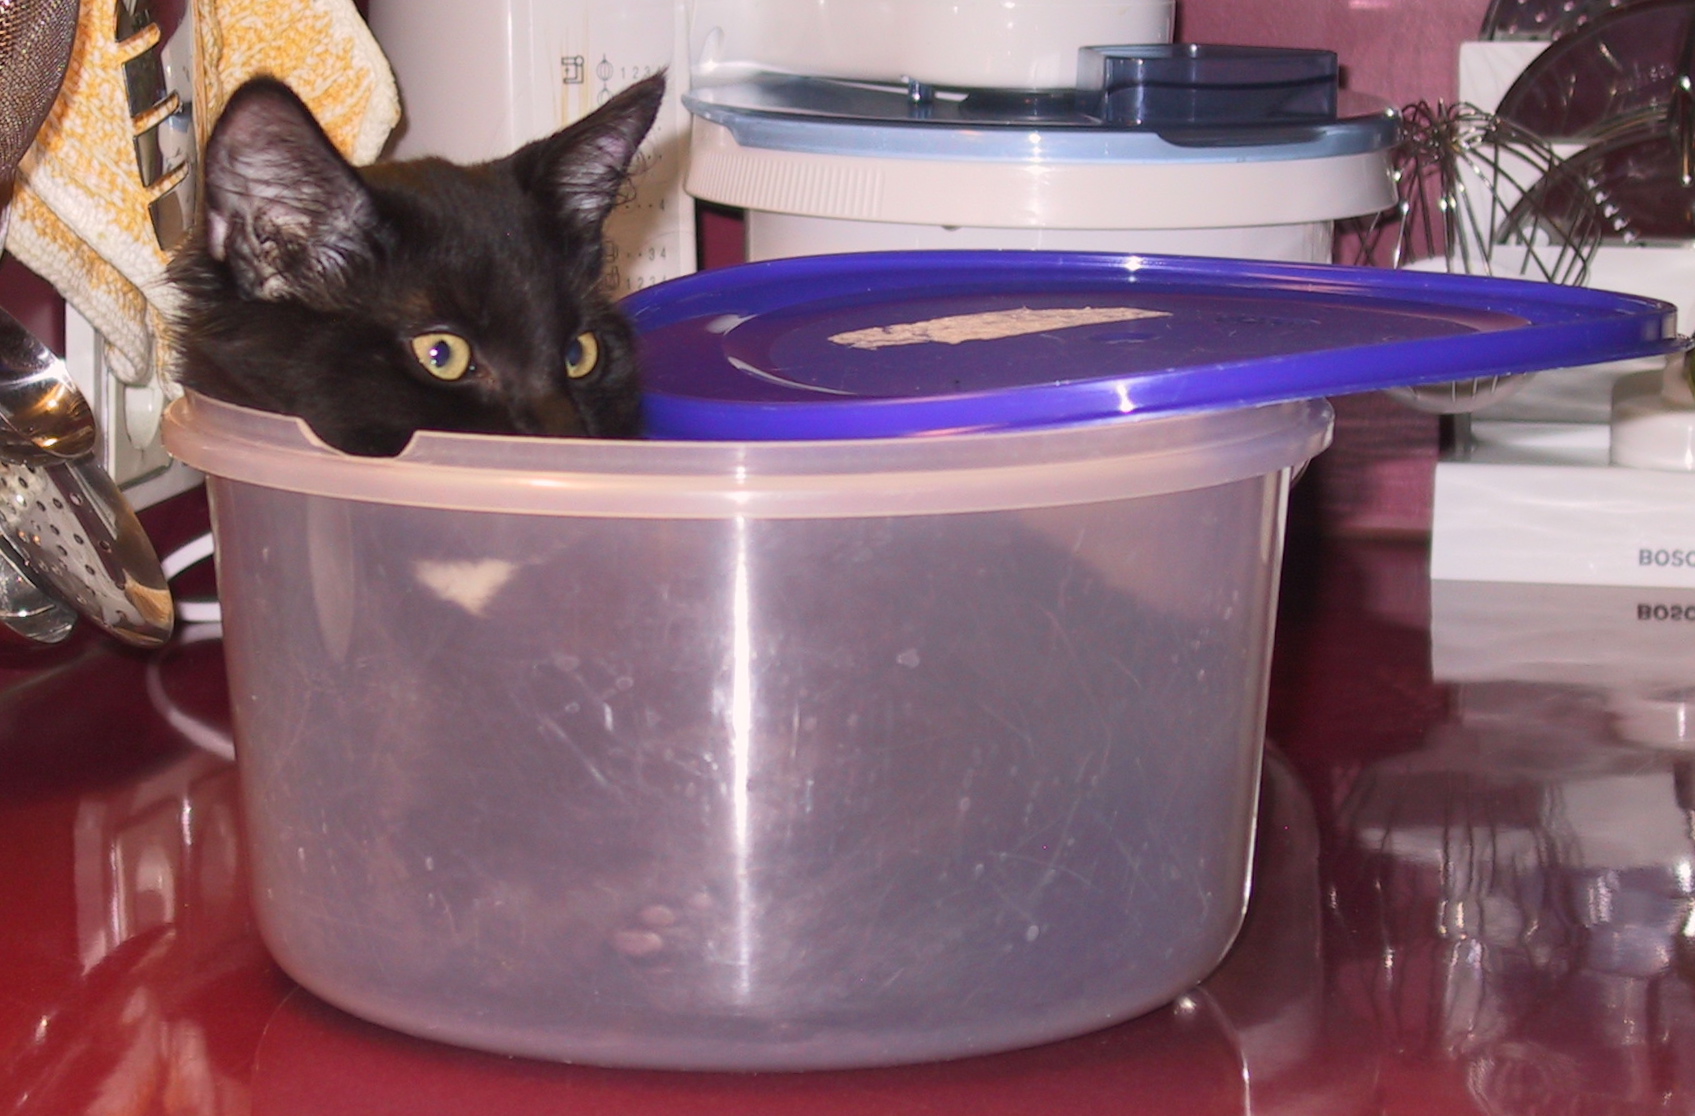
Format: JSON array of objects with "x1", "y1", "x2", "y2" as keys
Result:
[
  {"x1": 200, "y1": 77, "x2": 381, "y2": 308},
  {"x1": 515, "y1": 74, "x2": 665, "y2": 234}
]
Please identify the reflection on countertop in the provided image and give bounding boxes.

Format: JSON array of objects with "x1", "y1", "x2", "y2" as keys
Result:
[
  {"x1": 5, "y1": 537, "x2": 1695, "y2": 1113},
  {"x1": 1333, "y1": 572, "x2": 1695, "y2": 1116},
  {"x1": 0, "y1": 630, "x2": 282, "y2": 1116},
  {"x1": 1337, "y1": 682, "x2": 1695, "y2": 1116}
]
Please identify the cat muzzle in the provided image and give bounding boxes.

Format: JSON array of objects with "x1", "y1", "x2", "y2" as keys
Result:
[{"x1": 528, "y1": 394, "x2": 590, "y2": 438}]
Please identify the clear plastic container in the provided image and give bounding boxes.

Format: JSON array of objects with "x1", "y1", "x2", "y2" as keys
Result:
[
  {"x1": 164, "y1": 247, "x2": 1684, "y2": 1069},
  {"x1": 162, "y1": 391, "x2": 1331, "y2": 1070}
]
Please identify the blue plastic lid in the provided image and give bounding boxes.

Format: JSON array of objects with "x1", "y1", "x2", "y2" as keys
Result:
[{"x1": 624, "y1": 252, "x2": 1681, "y2": 441}]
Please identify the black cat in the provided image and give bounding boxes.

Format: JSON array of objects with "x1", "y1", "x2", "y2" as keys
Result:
[{"x1": 170, "y1": 74, "x2": 663, "y2": 456}]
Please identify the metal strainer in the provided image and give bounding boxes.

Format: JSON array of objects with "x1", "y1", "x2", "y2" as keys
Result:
[
  {"x1": 0, "y1": 0, "x2": 78, "y2": 179},
  {"x1": 0, "y1": 0, "x2": 173, "y2": 647}
]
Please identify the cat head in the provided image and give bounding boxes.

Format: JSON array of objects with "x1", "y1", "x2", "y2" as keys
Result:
[{"x1": 171, "y1": 74, "x2": 664, "y2": 456}]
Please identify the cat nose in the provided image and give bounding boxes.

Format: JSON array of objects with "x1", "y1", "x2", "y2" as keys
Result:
[{"x1": 528, "y1": 395, "x2": 586, "y2": 437}]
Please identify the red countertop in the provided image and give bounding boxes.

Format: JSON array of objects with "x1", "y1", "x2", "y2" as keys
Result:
[{"x1": 4, "y1": 491, "x2": 1689, "y2": 1115}]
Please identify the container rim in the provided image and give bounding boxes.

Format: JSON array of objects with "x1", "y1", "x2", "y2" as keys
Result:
[{"x1": 162, "y1": 393, "x2": 1334, "y2": 520}]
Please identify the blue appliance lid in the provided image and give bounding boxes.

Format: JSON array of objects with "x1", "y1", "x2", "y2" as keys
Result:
[
  {"x1": 624, "y1": 251, "x2": 1683, "y2": 441},
  {"x1": 684, "y1": 44, "x2": 1398, "y2": 162},
  {"x1": 684, "y1": 81, "x2": 1396, "y2": 163}
]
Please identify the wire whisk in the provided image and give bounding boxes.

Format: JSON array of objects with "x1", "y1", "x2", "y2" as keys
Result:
[{"x1": 1350, "y1": 102, "x2": 1608, "y2": 412}]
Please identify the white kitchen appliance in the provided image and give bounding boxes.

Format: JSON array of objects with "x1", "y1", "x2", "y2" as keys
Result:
[
  {"x1": 366, "y1": 0, "x2": 696, "y2": 297},
  {"x1": 1431, "y1": 15, "x2": 1695, "y2": 589},
  {"x1": 688, "y1": 0, "x2": 1175, "y2": 89},
  {"x1": 682, "y1": 1, "x2": 1397, "y2": 263}
]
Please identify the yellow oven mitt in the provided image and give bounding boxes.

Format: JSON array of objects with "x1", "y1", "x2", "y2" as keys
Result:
[{"x1": 6, "y1": 0, "x2": 398, "y2": 390}]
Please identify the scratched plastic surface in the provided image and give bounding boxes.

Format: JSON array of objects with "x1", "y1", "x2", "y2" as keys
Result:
[{"x1": 165, "y1": 392, "x2": 1329, "y2": 1070}]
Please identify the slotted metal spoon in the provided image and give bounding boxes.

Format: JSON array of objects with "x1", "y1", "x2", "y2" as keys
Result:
[{"x1": 0, "y1": 0, "x2": 173, "y2": 646}]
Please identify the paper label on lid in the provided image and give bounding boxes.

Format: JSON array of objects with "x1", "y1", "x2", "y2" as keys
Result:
[{"x1": 827, "y1": 306, "x2": 1170, "y2": 350}]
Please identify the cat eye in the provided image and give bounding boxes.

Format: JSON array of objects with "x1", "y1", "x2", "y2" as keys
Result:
[
  {"x1": 565, "y1": 332, "x2": 599, "y2": 379},
  {"x1": 411, "y1": 332, "x2": 474, "y2": 381}
]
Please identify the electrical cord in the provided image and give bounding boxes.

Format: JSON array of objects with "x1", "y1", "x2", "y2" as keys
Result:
[
  {"x1": 159, "y1": 530, "x2": 221, "y2": 625},
  {"x1": 145, "y1": 530, "x2": 232, "y2": 760}
]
